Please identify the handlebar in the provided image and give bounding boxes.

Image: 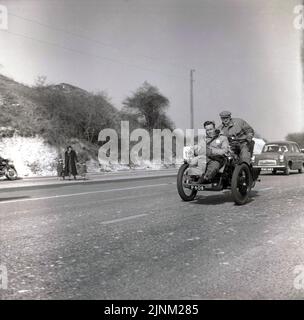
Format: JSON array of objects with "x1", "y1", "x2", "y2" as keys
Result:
[{"x1": 228, "y1": 136, "x2": 247, "y2": 143}]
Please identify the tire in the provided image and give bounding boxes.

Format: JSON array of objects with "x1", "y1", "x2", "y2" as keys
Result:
[
  {"x1": 177, "y1": 163, "x2": 197, "y2": 201},
  {"x1": 5, "y1": 167, "x2": 18, "y2": 180},
  {"x1": 284, "y1": 165, "x2": 291, "y2": 175},
  {"x1": 231, "y1": 163, "x2": 252, "y2": 205},
  {"x1": 272, "y1": 169, "x2": 277, "y2": 175},
  {"x1": 299, "y1": 163, "x2": 304, "y2": 174}
]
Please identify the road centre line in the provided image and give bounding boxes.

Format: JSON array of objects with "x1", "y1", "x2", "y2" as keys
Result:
[
  {"x1": 0, "y1": 183, "x2": 170, "y2": 205},
  {"x1": 100, "y1": 214, "x2": 148, "y2": 225},
  {"x1": 257, "y1": 187, "x2": 273, "y2": 191},
  {"x1": 8, "y1": 191, "x2": 177, "y2": 216}
]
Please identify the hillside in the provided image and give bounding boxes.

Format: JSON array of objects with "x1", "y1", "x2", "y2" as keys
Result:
[
  {"x1": 0, "y1": 74, "x2": 120, "y2": 141},
  {"x1": 0, "y1": 74, "x2": 122, "y2": 176},
  {"x1": 0, "y1": 74, "x2": 41, "y2": 137},
  {"x1": 0, "y1": 74, "x2": 176, "y2": 176}
]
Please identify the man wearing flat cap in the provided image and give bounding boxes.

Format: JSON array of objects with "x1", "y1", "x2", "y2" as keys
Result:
[{"x1": 218, "y1": 111, "x2": 254, "y2": 164}]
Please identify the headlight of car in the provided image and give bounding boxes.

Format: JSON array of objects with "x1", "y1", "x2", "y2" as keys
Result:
[
  {"x1": 251, "y1": 155, "x2": 255, "y2": 162},
  {"x1": 279, "y1": 155, "x2": 284, "y2": 162}
]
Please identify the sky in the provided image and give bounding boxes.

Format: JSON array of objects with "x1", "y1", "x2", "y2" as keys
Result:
[{"x1": 0, "y1": 0, "x2": 303, "y2": 140}]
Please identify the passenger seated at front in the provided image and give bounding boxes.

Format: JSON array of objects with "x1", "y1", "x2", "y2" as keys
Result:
[
  {"x1": 200, "y1": 121, "x2": 229, "y2": 183},
  {"x1": 188, "y1": 121, "x2": 229, "y2": 184}
]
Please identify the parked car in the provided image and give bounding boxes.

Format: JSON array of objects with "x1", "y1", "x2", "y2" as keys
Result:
[{"x1": 252, "y1": 141, "x2": 304, "y2": 175}]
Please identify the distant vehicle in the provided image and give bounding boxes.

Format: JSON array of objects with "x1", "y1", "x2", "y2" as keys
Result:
[
  {"x1": 0, "y1": 158, "x2": 18, "y2": 180},
  {"x1": 252, "y1": 141, "x2": 304, "y2": 175}
]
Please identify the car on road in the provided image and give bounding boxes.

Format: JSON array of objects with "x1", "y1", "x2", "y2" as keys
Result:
[{"x1": 252, "y1": 141, "x2": 304, "y2": 175}]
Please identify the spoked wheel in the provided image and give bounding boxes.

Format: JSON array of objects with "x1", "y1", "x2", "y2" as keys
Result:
[
  {"x1": 231, "y1": 163, "x2": 252, "y2": 205},
  {"x1": 177, "y1": 163, "x2": 197, "y2": 201},
  {"x1": 5, "y1": 168, "x2": 18, "y2": 180}
]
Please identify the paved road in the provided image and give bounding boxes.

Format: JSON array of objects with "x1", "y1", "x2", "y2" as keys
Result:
[{"x1": 1, "y1": 171, "x2": 304, "y2": 299}]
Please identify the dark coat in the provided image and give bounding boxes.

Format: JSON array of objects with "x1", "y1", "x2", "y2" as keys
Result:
[
  {"x1": 218, "y1": 118, "x2": 254, "y2": 141},
  {"x1": 64, "y1": 150, "x2": 78, "y2": 176}
]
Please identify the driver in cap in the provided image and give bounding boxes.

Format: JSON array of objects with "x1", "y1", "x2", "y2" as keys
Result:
[{"x1": 218, "y1": 111, "x2": 254, "y2": 164}]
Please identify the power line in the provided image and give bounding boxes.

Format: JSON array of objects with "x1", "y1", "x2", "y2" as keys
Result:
[
  {"x1": 2, "y1": 29, "x2": 188, "y2": 80},
  {"x1": 8, "y1": 12, "x2": 191, "y2": 72}
]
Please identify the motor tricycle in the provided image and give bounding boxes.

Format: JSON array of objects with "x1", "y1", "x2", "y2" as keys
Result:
[{"x1": 177, "y1": 138, "x2": 260, "y2": 205}]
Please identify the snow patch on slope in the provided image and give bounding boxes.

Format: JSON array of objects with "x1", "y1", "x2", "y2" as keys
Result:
[{"x1": 0, "y1": 136, "x2": 59, "y2": 177}]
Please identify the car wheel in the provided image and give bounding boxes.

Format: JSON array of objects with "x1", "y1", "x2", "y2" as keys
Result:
[
  {"x1": 299, "y1": 163, "x2": 304, "y2": 174},
  {"x1": 272, "y1": 169, "x2": 277, "y2": 175},
  {"x1": 284, "y1": 165, "x2": 290, "y2": 175}
]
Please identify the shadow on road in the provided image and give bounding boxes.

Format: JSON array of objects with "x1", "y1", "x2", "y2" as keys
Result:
[
  {"x1": 191, "y1": 190, "x2": 259, "y2": 206},
  {"x1": 0, "y1": 196, "x2": 30, "y2": 202},
  {"x1": 0, "y1": 177, "x2": 23, "y2": 181},
  {"x1": 261, "y1": 172, "x2": 299, "y2": 176}
]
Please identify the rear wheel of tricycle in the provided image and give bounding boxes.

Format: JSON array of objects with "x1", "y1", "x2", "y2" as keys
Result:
[{"x1": 177, "y1": 163, "x2": 197, "y2": 201}]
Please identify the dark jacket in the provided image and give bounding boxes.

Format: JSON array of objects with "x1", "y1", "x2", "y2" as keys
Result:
[
  {"x1": 64, "y1": 150, "x2": 78, "y2": 176},
  {"x1": 218, "y1": 118, "x2": 254, "y2": 142}
]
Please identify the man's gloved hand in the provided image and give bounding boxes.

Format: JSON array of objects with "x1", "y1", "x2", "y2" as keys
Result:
[{"x1": 206, "y1": 147, "x2": 212, "y2": 157}]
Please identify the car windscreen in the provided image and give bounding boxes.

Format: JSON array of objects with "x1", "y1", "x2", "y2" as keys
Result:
[{"x1": 262, "y1": 144, "x2": 289, "y2": 153}]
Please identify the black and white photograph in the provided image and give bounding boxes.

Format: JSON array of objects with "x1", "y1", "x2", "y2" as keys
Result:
[{"x1": 0, "y1": 0, "x2": 304, "y2": 303}]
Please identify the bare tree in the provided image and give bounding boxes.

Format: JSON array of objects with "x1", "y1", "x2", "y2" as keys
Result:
[
  {"x1": 35, "y1": 75, "x2": 47, "y2": 88},
  {"x1": 123, "y1": 82, "x2": 173, "y2": 131}
]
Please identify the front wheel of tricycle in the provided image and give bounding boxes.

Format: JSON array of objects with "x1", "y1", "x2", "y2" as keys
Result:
[
  {"x1": 231, "y1": 163, "x2": 252, "y2": 205},
  {"x1": 177, "y1": 163, "x2": 197, "y2": 201}
]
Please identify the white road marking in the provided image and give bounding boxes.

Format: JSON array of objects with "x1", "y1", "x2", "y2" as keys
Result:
[
  {"x1": 0, "y1": 183, "x2": 169, "y2": 205},
  {"x1": 100, "y1": 214, "x2": 148, "y2": 225},
  {"x1": 257, "y1": 187, "x2": 274, "y2": 191},
  {"x1": 8, "y1": 190, "x2": 177, "y2": 215}
]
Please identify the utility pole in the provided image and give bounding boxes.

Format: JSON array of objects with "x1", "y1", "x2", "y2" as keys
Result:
[{"x1": 190, "y1": 69, "x2": 195, "y2": 129}]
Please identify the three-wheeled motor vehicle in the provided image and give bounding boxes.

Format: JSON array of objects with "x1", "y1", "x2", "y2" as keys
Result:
[{"x1": 177, "y1": 138, "x2": 260, "y2": 205}]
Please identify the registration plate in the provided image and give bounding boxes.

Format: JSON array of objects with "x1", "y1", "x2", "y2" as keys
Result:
[{"x1": 261, "y1": 168, "x2": 273, "y2": 171}]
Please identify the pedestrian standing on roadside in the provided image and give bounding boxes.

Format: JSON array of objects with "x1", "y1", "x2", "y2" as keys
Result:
[{"x1": 64, "y1": 146, "x2": 78, "y2": 180}]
